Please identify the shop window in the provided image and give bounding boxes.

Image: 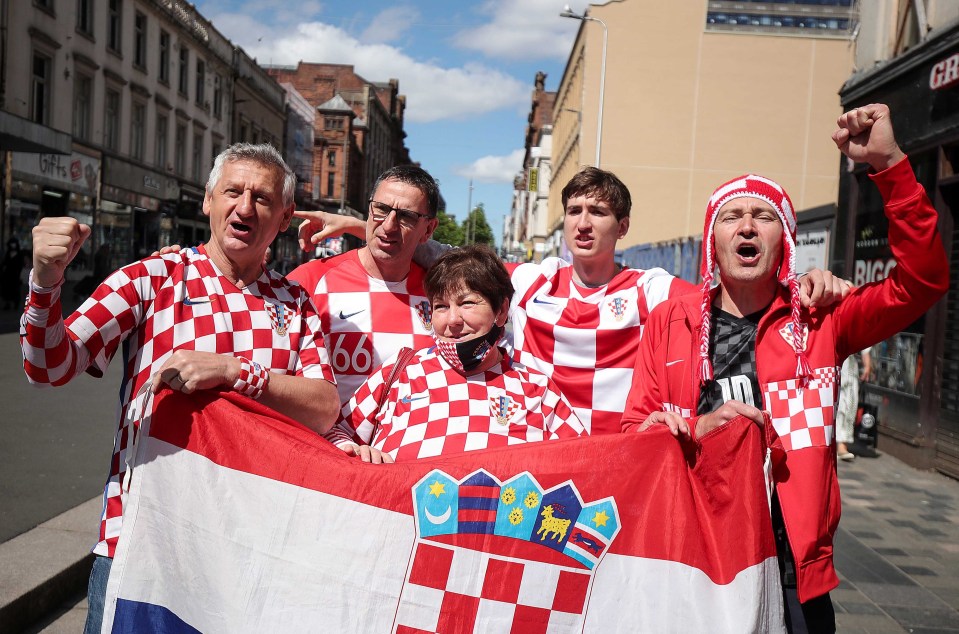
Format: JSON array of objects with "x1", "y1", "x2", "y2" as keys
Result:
[
  {"x1": 104, "y1": 88, "x2": 120, "y2": 151},
  {"x1": 107, "y1": 0, "x2": 122, "y2": 54},
  {"x1": 159, "y1": 30, "x2": 170, "y2": 84},
  {"x1": 76, "y1": 0, "x2": 93, "y2": 37},
  {"x1": 134, "y1": 12, "x2": 147, "y2": 69},
  {"x1": 73, "y1": 73, "x2": 92, "y2": 141},
  {"x1": 131, "y1": 102, "x2": 146, "y2": 161},
  {"x1": 31, "y1": 52, "x2": 51, "y2": 125}
]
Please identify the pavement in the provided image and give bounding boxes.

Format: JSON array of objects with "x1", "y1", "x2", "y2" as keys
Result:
[{"x1": 0, "y1": 448, "x2": 955, "y2": 632}]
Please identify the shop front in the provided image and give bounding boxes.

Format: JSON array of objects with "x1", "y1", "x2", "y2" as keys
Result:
[
  {"x1": 6, "y1": 148, "x2": 100, "y2": 274},
  {"x1": 100, "y1": 158, "x2": 179, "y2": 270},
  {"x1": 838, "y1": 23, "x2": 959, "y2": 476}
]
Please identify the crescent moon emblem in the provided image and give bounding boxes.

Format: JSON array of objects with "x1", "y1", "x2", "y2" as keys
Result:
[{"x1": 424, "y1": 505, "x2": 452, "y2": 525}]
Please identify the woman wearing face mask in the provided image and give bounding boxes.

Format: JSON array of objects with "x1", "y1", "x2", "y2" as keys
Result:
[{"x1": 326, "y1": 244, "x2": 586, "y2": 463}]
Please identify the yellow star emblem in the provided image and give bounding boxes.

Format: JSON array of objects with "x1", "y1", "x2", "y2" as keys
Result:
[
  {"x1": 428, "y1": 481, "x2": 446, "y2": 498},
  {"x1": 592, "y1": 510, "x2": 610, "y2": 528}
]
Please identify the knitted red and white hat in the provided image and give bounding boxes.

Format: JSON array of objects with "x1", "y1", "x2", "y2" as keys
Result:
[{"x1": 698, "y1": 174, "x2": 810, "y2": 384}]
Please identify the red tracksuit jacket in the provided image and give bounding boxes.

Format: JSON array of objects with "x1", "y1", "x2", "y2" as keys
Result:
[{"x1": 622, "y1": 157, "x2": 949, "y2": 602}]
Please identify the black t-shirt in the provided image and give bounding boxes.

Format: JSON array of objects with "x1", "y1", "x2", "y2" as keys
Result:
[{"x1": 697, "y1": 307, "x2": 763, "y2": 415}]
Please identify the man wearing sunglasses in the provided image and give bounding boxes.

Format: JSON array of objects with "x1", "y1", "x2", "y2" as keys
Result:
[{"x1": 288, "y1": 165, "x2": 440, "y2": 405}]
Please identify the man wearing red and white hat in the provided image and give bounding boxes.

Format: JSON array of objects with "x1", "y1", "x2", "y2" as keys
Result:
[{"x1": 621, "y1": 104, "x2": 949, "y2": 632}]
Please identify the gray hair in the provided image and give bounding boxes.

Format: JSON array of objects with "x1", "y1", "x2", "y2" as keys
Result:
[{"x1": 207, "y1": 143, "x2": 296, "y2": 207}]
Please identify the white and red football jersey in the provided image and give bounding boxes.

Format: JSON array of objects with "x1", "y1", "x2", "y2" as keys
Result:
[
  {"x1": 508, "y1": 258, "x2": 695, "y2": 435},
  {"x1": 289, "y1": 250, "x2": 435, "y2": 404},
  {"x1": 328, "y1": 348, "x2": 585, "y2": 461},
  {"x1": 20, "y1": 245, "x2": 334, "y2": 557}
]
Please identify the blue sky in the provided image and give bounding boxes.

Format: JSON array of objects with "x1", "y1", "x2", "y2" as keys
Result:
[{"x1": 195, "y1": 0, "x2": 584, "y2": 245}]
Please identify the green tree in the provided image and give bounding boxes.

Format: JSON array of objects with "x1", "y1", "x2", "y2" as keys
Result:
[
  {"x1": 431, "y1": 209, "x2": 464, "y2": 246},
  {"x1": 461, "y1": 203, "x2": 495, "y2": 246}
]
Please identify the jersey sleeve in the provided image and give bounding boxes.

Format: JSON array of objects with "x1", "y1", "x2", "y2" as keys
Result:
[
  {"x1": 20, "y1": 259, "x2": 164, "y2": 386},
  {"x1": 292, "y1": 290, "x2": 336, "y2": 384},
  {"x1": 325, "y1": 361, "x2": 393, "y2": 447}
]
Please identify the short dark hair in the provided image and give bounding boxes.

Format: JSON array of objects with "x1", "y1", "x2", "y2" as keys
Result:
[
  {"x1": 371, "y1": 164, "x2": 440, "y2": 217},
  {"x1": 424, "y1": 245, "x2": 514, "y2": 310},
  {"x1": 561, "y1": 166, "x2": 631, "y2": 221}
]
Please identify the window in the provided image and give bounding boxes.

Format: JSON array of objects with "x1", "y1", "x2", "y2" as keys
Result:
[
  {"x1": 31, "y1": 53, "x2": 51, "y2": 125},
  {"x1": 195, "y1": 59, "x2": 205, "y2": 105},
  {"x1": 324, "y1": 118, "x2": 344, "y2": 130},
  {"x1": 73, "y1": 73, "x2": 92, "y2": 141},
  {"x1": 107, "y1": 0, "x2": 122, "y2": 53},
  {"x1": 213, "y1": 74, "x2": 222, "y2": 118},
  {"x1": 178, "y1": 46, "x2": 189, "y2": 95},
  {"x1": 76, "y1": 0, "x2": 93, "y2": 36},
  {"x1": 192, "y1": 133, "x2": 203, "y2": 181},
  {"x1": 155, "y1": 114, "x2": 168, "y2": 168},
  {"x1": 104, "y1": 89, "x2": 120, "y2": 150},
  {"x1": 134, "y1": 12, "x2": 147, "y2": 68},
  {"x1": 159, "y1": 30, "x2": 170, "y2": 83},
  {"x1": 327, "y1": 150, "x2": 336, "y2": 167},
  {"x1": 174, "y1": 123, "x2": 186, "y2": 175},
  {"x1": 327, "y1": 172, "x2": 335, "y2": 197},
  {"x1": 131, "y1": 102, "x2": 146, "y2": 161}
]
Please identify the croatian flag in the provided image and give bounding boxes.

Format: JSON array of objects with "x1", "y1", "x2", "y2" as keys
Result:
[{"x1": 103, "y1": 390, "x2": 784, "y2": 633}]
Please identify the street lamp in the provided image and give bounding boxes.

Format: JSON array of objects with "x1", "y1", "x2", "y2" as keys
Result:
[{"x1": 560, "y1": 4, "x2": 608, "y2": 168}]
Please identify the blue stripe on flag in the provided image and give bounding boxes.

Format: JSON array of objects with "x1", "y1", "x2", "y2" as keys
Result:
[{"x1": 112, "y1": 598, "x2": 201, "y2": 633}]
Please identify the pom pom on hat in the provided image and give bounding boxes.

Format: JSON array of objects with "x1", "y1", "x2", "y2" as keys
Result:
[{"x1": 697, "y1": 174, "x2": 810, "y2": 385}]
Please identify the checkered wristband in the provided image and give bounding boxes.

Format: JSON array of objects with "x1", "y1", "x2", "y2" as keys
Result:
[{"x1": 233, "y1": 357, "x2": 270, "y2": 400}]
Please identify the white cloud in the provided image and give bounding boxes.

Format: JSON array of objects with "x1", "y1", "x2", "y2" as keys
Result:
[
  {"x1": 454, "y1": 149, "x2": 525, "y2": 183},
  {"x1": 455, "y1": 0, "x2": 579, "y2": 60},
  {"x1": 360, "y1": 6, "x2": 420, "y2": 44},
  {"x1": 205, "y1": 19, "x2": 529, "y2": 124}
]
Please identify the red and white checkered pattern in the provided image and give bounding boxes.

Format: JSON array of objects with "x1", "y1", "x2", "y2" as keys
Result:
[
  {"x1": 508, "y1": 259, "x2": 692, "y2": 435},
  {"x1": 289, "y1": 251, "x2": 435, "y2": 405},
  {"x1": 327, "y1": 348, "x2": 585, "y2": 461},
  {"x1": 20, "y1": 246, "x2": 334, "y2": 557},
  {"x1": 763, "y1": 366, "x2": 839, "y2": 452},
  {"x1": 395, "y1": 540, "x2": 593, "y2": 634},
  {"x1": 233, "y1": 357, "x2": 269, "y2": 399}
]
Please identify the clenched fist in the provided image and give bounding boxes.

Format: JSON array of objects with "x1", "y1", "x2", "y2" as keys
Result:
[{"x1": 32, "y1": 217, "x2": 92, "y2": 288}]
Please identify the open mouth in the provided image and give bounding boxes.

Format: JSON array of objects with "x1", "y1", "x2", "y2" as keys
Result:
[
  {"x1": 230, "y1": 221, "x2": 252, "y2": 234},
  {"x1": 736, "y1": 243, "x2": 759, "y2": 261}
]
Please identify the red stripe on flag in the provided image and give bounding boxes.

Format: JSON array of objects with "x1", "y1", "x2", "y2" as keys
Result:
[
  {"x1": 460, "y1": 485, "x2": 500, "y2": 499},
  {"x1": 457, "y1": 508, "x2": 497, "y2": 523}
]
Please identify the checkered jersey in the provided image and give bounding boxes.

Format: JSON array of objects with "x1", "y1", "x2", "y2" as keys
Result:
[
  {"x1": 289, "y1": 250, "x2": 435, "y2": 404},
  {"x1": 763, "y1": 366, "x2": 839, "y2": 452},
  {"x1": 20, "y1": 245, "x2": 334, "y2": 557},
  {"x1": 395, "y1": 539, "x2": 593, "y2": 633},
  {"x1": 508, "y1": 258, "x2": 693, "y2": 435},
  {"x1": 328, "y1": 348, "x2": 585, "y2": 461},
  {"x1": 699, "y1": 308, "x2": 762, "y2": 414}
]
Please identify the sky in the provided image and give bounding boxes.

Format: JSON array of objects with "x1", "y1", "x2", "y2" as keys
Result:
[{"x1": 195, "y1": 0, "x2": 585, "y2": 246}]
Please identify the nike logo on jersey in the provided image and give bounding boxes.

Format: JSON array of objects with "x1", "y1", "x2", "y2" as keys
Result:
[
  {"x1": 183, "y1": 296, "x2": 212, "y2": 306},
  {"x1": 666, "y1": 359, "x2": 684, "y2": 366},
  {"x1": 532, "y1": 296, "x2": 555, "y2": 305},
  {"x1": 401, "y1": 394, "x2": 429, "y2": 404},
  {"x1": 338, "y1": 309, "x2": 365, "y2": 320}
]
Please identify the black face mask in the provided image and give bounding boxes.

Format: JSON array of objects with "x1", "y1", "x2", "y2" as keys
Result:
[{"x1": 434, "y1": 324, "x2": 504, "y2": 372}]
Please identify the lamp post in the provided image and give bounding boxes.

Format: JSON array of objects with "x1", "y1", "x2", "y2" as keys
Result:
[{"x1": 560, "y1": 4, "x2": 607, "y2": 168}]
